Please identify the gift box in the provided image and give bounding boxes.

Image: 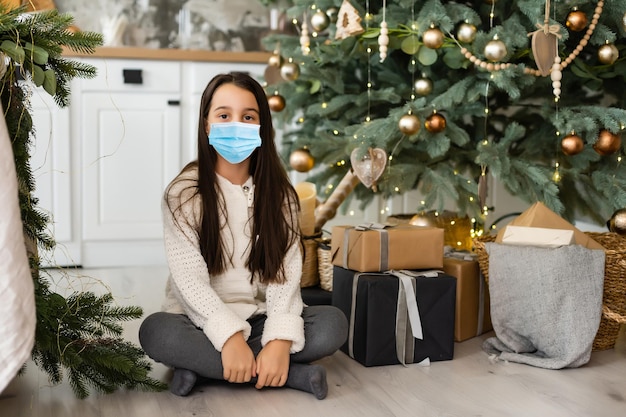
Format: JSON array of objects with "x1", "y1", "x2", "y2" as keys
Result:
[
  {"x1": 494, "y1": 202, "x2": 603, "y2": 250},
  {"x1": 501, "y1": 225, "x2": 575, "y2": 247},
  {"x1": 331, "y1": 223, "x2": 444, "y2": 272},
  {"x1": 331, "y1": 266, "x2": 456, "y2": 367},
  {"x1": 442, "y1": 256, "x2": 493, "y2": 342}
]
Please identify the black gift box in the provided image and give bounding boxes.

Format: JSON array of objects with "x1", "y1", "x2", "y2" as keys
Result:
[{"x1": 332, "y1": 266, "x2": 456, "y2": 367}]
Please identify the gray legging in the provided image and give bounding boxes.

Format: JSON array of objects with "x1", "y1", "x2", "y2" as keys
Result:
[{"x1": 139, "y1": 305, "x2": 348, "y2": 380}]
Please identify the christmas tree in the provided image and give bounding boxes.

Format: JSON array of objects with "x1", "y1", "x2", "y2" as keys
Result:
[
  {"x1": 2, "y1": 5, "x2": 165, "y2": 398},
  {"x1": 261, "y1": 0, "x2": 626, "y2": 228}
]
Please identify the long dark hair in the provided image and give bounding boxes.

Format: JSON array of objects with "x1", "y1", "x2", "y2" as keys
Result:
[{"x1": 167, "y1": 72, "x2": 300, "y2": 284}]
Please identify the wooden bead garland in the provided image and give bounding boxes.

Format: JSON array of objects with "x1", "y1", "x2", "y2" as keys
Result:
[
  {"x1": 378, "y1": 1, "x2": 388, "y2": 62},
  {"x1": 300, "y1": 17, "x2": 310, "y2": 55},
  {"x1": 551, "y1": 56, "x2": 562, "y2": 99},
  {"x1": 453, "y1": 0, "x2": 604, "y2": 76},
  {"x1": 379, "y1": 21, "x2": 389, "y2": 62}
]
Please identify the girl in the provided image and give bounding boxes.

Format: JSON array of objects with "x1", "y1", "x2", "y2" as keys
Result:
[{"x1": 139, "y1": 72, "x2": 348, "y2": 400}]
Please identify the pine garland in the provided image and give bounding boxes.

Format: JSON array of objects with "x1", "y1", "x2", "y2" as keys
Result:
[{"x1": 2, "y1": 6, "x2": 166, "y2": 398}]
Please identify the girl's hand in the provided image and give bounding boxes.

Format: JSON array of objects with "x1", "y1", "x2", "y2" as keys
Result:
[
  {"x1": 254, "y1": 339, "x2": 292, "y2": 389},
  {"x1": 221, "y1": 332, "x2": 256, "y2": 383}
]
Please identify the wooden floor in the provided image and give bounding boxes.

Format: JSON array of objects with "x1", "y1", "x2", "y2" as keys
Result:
[{"x1": 2, "y1": 265, "x2": 625, "y2": 417}]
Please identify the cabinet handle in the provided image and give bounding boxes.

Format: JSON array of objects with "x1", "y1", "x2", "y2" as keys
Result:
[
  {"x1": 167, "y1": 100, "x2": 180, "y2": 106},
  {"x1": 123, "y1": 69, "x2": 143, "y2": 84}
]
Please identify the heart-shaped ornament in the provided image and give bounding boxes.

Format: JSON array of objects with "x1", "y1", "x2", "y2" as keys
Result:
[{"x1": 350, "y1": 147, "x2": 387, "y2": 189}]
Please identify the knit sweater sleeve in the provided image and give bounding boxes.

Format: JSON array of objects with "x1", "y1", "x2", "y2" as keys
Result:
[
  {"x1": 261, "y1": 225, "x2": 305, "y2": 353},
  {"x1": 162, "y1": 173, "x2": 251, "y2": 351}
]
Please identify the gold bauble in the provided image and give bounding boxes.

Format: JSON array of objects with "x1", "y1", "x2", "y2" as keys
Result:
[
  {"x1": 422, "y1": 27, "x2": 444, "y2": 49},
  {"x1": 280, "y1": 62, "x2": 300, "y2": 81},
  {"x1": 598, "y1": 43, "x2": 619, "y2": 65},
  {"x1": 566, "y1": 10, "x2": 588, "y2": 32},
  {"x1": 268, "y1": 94, "x2": 286, "y2": 112},
  {"x1": 457, "y1": 23, "x2": 477, "y2": 44},
  {"x1": 623, "y1": 12, "x2": 626, "y2": 31},
  {"x1": 608, "y1": 208, "x2": 626, "y2": 235},
  {"x1": 561, "y1": 133, "x2": 585, "y2": 156},
  {"x1": 425, "y1": 113, "x2": 447, "y2": 133},
  {"x1": 289, "y1": 148, "x2": 315, "y2": 172},
  {"x1": 268, "y1": 53, "x2": 284, "y2": 67},
  {"x1": 398, "y1": 113, "x2": 421, "y2": 135},
  {"x1": 409, "y1": 212, "x2": 438, "y2": 228},
  {"x1": 593, "y1": 129, "x2": 622, "y2": 156},
  {"x1": 310, "y1": 10, "x2": 330, "y2": 32},
  {"x1": 414, "y1": 77, "x2": 433, "y2": 96},
  {"x1": 484, "y1": 39, "x2": 507, "y2": 62}
]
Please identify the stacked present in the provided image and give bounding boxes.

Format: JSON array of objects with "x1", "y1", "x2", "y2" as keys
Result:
[
  {"x1": 329, "y1": 223, "x2": 457, "y2": 366},
  {"x1": 297, "y1": 171, "x2": 496, "y2": 366},
  {"x1": 442, "y1": 252, "x2": 493, "y2": 342}
]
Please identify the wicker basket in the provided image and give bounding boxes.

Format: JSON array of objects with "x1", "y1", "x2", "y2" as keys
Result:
[
  {"x1": 317, "y1": 240, "x2": 333, "y2": 291},
  {"x1": 474, "y1": 232, "x2": 626, "y2": 351}
]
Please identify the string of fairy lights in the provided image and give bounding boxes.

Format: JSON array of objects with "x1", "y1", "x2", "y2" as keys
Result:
[{"x1": 271, "y1": 0, "x2": 624, "y2": 231}]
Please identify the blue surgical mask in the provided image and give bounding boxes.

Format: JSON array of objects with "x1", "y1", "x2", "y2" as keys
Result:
[{"x1": 208, "y1": 122, "x2": 262, "y2": 164}]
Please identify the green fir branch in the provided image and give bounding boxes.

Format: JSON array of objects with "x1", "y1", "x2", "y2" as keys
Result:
[{"x1": 2, "y1": 5, "x2": 165, "y2": 399}]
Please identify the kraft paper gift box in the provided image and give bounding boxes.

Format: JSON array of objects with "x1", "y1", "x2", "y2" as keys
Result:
[
  {"x1": 330, "y1": 223, "x2": 444, "y2": 273},
  {"x1": 331, "y1": 266, "x2": 456, "y2": 367},
  {"x1": 495, "y1": 202, "x2": 604, "y2": 250},
  {"x1": 442, "y1": 256, "x2": 493, "y2": 342}
]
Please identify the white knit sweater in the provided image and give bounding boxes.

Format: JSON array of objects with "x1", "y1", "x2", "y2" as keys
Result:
[{"x1": 161, "y1": 167, "x2": 305, "y2": 353}]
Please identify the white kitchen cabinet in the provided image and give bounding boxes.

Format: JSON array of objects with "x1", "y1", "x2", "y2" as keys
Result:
[{"x1": 76, "y1": 58, "x2": 182, "y2": 267}]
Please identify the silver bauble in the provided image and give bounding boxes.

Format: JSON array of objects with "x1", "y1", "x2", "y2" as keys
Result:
[
  {"x1": 414, "y1": 77, "x2": 433, "y2": 96},
  {"x1": 280, "y1": 62, "x2": 300, "y2": 81},
  {"x1": 422, "y1": 27, "x2": 444, "y2": 49},
  {"x1": 484, "y1": 39, "x2": 508, "y2": 62},
  {"x1": 310, "y1": 10, "x2": 330, "y2": 32},
  {"x1": 398, "y1": 114, "x2": 421, "y2": 135},
  {"x1": 457, "y1": 23, "x2": 477, "y2": 43},
  {"x1": 598, "y1": 43, "x2": 619, "y2": 65},
  {"x1": 608, "y1": 208, "x2": 626, "y2": 235}
]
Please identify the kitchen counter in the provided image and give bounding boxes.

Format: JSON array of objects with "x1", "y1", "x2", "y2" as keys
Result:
[{"x1": 62, "y1": 46, "x2": 271, "y2": 63}]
